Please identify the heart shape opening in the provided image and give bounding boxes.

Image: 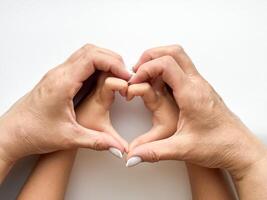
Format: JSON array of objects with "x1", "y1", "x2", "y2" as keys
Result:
[
  {"x1": 76, "y1": 72, "x2": 179, "y2": 158},
  {"x1": 110, "y1": 92, "x2": 153, "y2": 143}
]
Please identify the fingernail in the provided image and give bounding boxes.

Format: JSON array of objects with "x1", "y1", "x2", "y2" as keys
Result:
[
  {"x1": 126, "y1": 156, "x2": 142, "y2": 167},
  {"x1": 109, "y1": 147, "x2": 123, "y2": 159}
]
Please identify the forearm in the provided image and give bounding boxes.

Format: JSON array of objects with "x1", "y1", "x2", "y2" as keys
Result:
[
  {"x1": 233, "y1": 155, "x2": 267, "y2": 200},
  {"x1": 0, "y1": 158, "x2": 13, "y2": 184},
  {"x1": 17, "y1": 149, "x2": 77, "y2": 200},
  {"x1": 186, "y1": 163, "x2": 236, "y2": 200}
]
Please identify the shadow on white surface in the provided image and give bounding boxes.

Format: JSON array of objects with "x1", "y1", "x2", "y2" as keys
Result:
[{"x1": 0, "y1": 155, "x2": 38, "y2": 200}]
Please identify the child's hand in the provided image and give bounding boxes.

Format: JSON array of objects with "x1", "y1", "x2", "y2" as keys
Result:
[
  {"x1": 126, "y1": 78, "x2": 179, "y2": 166},
  {"x1": 75, "y1": 73, "x2": 129, "y2": 157}
]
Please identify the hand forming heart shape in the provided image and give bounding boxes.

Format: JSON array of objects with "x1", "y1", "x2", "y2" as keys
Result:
[{"x1": 75, "y1": 72, "x2": 179, "y2": 162}]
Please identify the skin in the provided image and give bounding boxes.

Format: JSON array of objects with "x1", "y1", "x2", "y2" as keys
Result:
[
  {"x1": 127, "y1": 77, "x2": 179, "y2": 150},
  {"x1": 127, "y1": 45, "x2": 267, "y2": 200},
  {"x1": 127, "y1": 78, "x2": 236, "y2": 200},
  {"x1": 17, "y1": 150, "x2": 77, "y2": 200},
  {"x1": 17, "y1": 73, "x2": 129, "y2": 200},
  {"x1": 187, "y1": 164, "x2": 236, "y2": 200},
  {"x1": 17, "y1": 74, "x2": 235, "y2": 200},
  {"x1": 0, "y1": 43, "x2": 265, "y2": 199},
  {"x1": 0, "y1": 44, "x2": 131, "y2": 183}
]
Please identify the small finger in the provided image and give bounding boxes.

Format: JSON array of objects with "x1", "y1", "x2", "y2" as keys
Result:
[
  {"x1": 101, "y1": 77, "x2": 128, "y2": 101},
  {"x1": 126, "y1": 83, "x2": 158, "y2": 109}
]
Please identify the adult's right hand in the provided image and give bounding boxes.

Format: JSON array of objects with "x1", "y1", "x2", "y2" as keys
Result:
[{"x1": 0, "y1": 44, "x2": 131, "y2": 169}]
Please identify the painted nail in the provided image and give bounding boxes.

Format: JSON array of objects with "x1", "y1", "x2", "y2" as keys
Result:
[
  {"x1": 109, "y1": 147, "x2": 123, "y2": 159},
  {"x1": 126, "y1": 156, "x2": 142, "y2": 167}
]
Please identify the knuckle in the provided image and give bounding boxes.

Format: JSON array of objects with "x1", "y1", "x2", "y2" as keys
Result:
[
  {"x1": 116, "y1": 55, "x2": 124, "y2": 62},
  {"x1": 190, "y1": 78, "x2": 213, "y2": 103},
  {"x1": 82, "y1": 43, "x2": 95, "y2": 51},
  {"x1": 147, "y1": 148, "x2": 160, "y2": 162},
  {"x1": 140, "y1": 67, "x2": 153, "y2": 79},
  {"x1": 43, "y1": 67, "x2": 57, "y2": 80},
  {"x1": 171, "y1": 44, "x2": 184, "y2": 54},
  {"x1": 81, "y1": 48, "x2": 93, "y2": 61},
  {"x1": 93, "y1": 137, "x2": 104, "y2": 151},
  {"x1": 141, "y1": 49, "x2": 153, "y2": 60},
  {"x1": 43, "y1": 67, "x2": 78, "y2": 100},
  {"x1": 160, "y1": 55, "x2": 176, "y2": 66},
  {"x1": 37, "y1": 68, "x2": 61, "y2": 98},
  {"x1": 80, "y1": 44, "x2": 95, "y2": 60},
  {"x1": 143, "y1": 49, "x2": 151, "y2": 57}
]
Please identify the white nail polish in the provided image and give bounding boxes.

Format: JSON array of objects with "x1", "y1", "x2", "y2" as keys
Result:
[
  {"x1": 126, "y1": 156, "x2": 142, "y2": 167},
  {"x1": 109, "y1": 147, "x2": 123, "y2": 159}
]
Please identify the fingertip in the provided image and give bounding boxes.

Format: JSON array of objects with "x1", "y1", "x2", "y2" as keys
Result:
[
  {"x1": 126, "y1": 88, "x2": 134, "y2": 101},
  {"x1": 126, "y1": 156, "x2": 142, "y2": 167},
  {"x1": 119, "y1": 81, "x2": 129, "y2": 97},
  {"x1": 109, "y1": 147, "x2": 123, "y2": 159}
]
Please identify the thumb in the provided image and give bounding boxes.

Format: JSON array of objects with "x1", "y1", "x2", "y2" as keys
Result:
[
  {"x1": 129, "y1": 126, "x2": 169, "y2": 151},
  {"x1": 74, "y1": 125, "x2": 125, "y2": 157},
  {"x1": 126, "y1": 134, "x2": 191, "y2": 167}
]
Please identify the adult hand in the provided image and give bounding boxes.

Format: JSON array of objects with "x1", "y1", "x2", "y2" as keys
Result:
[
  {"x1": 0, "y1": 44, "x2": 131, "y2": 171},
  {"x1": 127, "y1": 45, "x2": 267, "y2": 182}
]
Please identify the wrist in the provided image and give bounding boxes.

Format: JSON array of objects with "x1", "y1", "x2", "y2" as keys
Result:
[
  {"x1": 233, "y1": 154, "x2": 267, "y2": 199},
  {"x1": 221, "y1": 119, "x2": 267, "y2": 180},
  {"x1": 228, "y1": 145, "x2": 267, "y2": 182}
]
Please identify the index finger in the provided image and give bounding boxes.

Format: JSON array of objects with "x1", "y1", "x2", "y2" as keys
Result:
[
  {"x1": 133, "y1": 45, "x2": 198, "y2": 75},
  {"x1": 129, "y1": 56, "x2": 187, "y2": 93},
  {"x1": 66, "y1": 44, "x2": 131, "y2": 83}
]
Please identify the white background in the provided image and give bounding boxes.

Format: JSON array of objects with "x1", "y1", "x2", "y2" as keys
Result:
[{"x1": 0, "y1": 0, "x2": 267, "y2": 199}]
